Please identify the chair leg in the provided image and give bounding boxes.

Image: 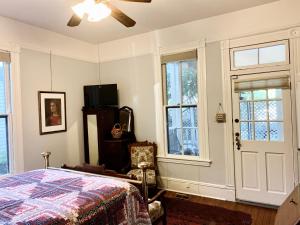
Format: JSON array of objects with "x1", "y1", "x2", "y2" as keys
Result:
[{"x1": 162, "y1": 215, "x2": 167, "y2": 225}]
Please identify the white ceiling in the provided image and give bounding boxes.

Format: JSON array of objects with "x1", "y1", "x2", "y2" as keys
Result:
[{"x1": 0, "y1": 0, "x2": 277, "y2": 44}]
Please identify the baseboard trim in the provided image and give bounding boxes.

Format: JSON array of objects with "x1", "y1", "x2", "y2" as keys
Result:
[{"x1": 158, "y1": 176, "x2": 236, "y2": 201}]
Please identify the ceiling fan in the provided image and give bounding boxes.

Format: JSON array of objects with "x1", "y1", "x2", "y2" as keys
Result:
[{"x1": 67, "y1": 0, "x2": 151, "y2": 28}]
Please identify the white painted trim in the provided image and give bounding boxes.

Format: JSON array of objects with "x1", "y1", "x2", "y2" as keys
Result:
[
  {"x1": 220, "y1": 40, "x2": 235, "y2": 188},
  {"x1": 10, "y1": 47, "x2": 24, "y2": 174},
  {"x1": 155, "y1": 40, "x2": 210, "y2": 162},
  {"x1": 159, "y1": 40, "x2": 205, "y2": 56},
  {"x1": 0, "y1": 15, "x2": 98, "y2": 63},
  {"x1": 158, "y1": 176, "x2": 235, "y2": 201},
  {"x1": 157, "y1": 156, "x2": 211, "y2": 167},
  {"x1": 20, "y1": 43, "x2": 99, "y2": 63},
  {"x1": 290, "y1": 37, "x2": 300, "y2": 184}
]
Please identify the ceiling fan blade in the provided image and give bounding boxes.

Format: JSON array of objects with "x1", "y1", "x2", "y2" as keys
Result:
[
  {"x1": 67, "y1": 14, "x2": 82, "y2": 27},
  {"x1": 108, "y1": 4, "x2": 136, "y2": 27},
  {"x1": 118, "y1": 0, "x2": 151, "y2": 2}
]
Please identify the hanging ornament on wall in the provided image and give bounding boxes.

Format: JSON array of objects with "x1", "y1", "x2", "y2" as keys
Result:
[{"x1": 216, "y1": 103, "x2": 226, "y2": 123}]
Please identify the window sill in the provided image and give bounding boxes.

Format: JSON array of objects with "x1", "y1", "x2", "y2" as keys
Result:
[{"x1": 157, "y1": 156, "x2": 212, "y2": 167}]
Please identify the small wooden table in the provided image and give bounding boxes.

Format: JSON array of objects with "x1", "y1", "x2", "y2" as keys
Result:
[{"x1": 275, "y1": 185, "x2": 300, "y2": 225}]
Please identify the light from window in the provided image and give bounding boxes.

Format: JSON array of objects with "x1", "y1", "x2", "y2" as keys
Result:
[
  {"x1": 232, "y1": 41, "x2": 288, "y2": 69},
  {"x1": 239, "y1": 89, "x2": 284, "y2": 142},
  {"x1": 0, "y1": 62, "x2": 9, "y2": 175},
  {"x1": 163, "y1": 57, "x2": 199, "y2": 156}
]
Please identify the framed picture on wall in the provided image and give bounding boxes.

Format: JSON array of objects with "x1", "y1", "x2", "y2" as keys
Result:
[{"x1": 38, "y1": 91, "x2": 67, "y2": 135}]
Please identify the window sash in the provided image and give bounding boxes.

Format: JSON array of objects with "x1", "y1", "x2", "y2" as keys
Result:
[
  {"x1": 162, "y1": 56, "x2": 199, "y2": 156},
  {"x1": 0, "y1": 61, "x2": 11, "y2": 175},
  {"x1": 230, "y1": 40, "x2": 290, "y2": 71}
]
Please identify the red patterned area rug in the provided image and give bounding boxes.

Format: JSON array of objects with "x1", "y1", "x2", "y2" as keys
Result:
[{"x1": 165, "y1": 198, "x2": 252, "y2": 225}]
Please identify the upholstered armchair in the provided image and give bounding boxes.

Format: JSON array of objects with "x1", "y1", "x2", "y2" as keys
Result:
[{"x1": 127, "y1": 141, "x2": 158, "y2": 187}]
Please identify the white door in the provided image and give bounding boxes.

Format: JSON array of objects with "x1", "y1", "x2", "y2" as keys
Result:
[{"x1": 232, "y1": 73, "x2": 294, "y2": 205}]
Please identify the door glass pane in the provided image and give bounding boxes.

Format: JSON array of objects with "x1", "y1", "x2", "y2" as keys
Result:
[
  {"x1": 167, "y1": 108, "x2": 181, "y2": 155},
  {"x1": 182, "y1": 107, "x2": 199, "y2": 156},
  {"x1": 234, "y1": 49, "x2": 258, "y2": 67},
  {"x1": 269, "y1": 101, "x2": 283, "y2": 120},
  {"x1": 182, "y1": 60, "x2": 198, "y2": 105},
  {"x1": 259, "y1": 44, "x2": 286, "y2": 64},
  {"x1": 240, "y1": 102, "x2": 253, "y2": 121},
  {"x1": 0, "y1": 63, "x2": 6, "y2": 114},
  {"x1": 241, "y1": 122, "x2": 253, "y2": 141},
  {"x1": 166, "y1": 62, "x2": 180, "y2": 105},
  {"x1": 268, "y1": 89, "x2": 282, "y2": 99},
  {"x1": 240, "y1": 91, "x2": 252, "y2": 101},
  {"x1": 255, "y1": 122, "x2": 268, "y2": 141},
  {"x1": 254, "y1": 101, "x2": 267, "y2": 121},
  {"x1": 239, "y1": 88, "x2": 284, "y2": 142},
  {"x1": 0, "y1": 117, "x2": 8, "y2": 175},
  {"x1": 253, "y1": 90, "x2": 267, "y2": 100},
  {"x1": 270, "y1": 122, "x2": 284, "y2": 141}
]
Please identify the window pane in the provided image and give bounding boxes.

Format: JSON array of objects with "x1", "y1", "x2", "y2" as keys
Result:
[
  {"x1": 234, "y1": 49, "x2": 258, "y2": 67},
  {"x1": 269, "y1": 101, "x2": 283, "y2": 121},
  {"x1": 182, "y1": 107, "x2": 199, "y2": 156},
  {"x1": 0, "y1": 63, "x2": 6, "y2": 114},
  {"x1": 270, "y1": 122, "x2": 284, "y2": 141},
  {"x1": 253, "y1": 90, "x2": 267, "y2": 100},
  {"x1": 241, "y1": 122, "x2": 253, "y2": 141},
  {"x1": 255, "y1": 122, "x2": 268, "y2": 141},
  {"x1": 166, "y1": 62, "x2": 180, "y2": 105},
  {"x1": 167, "y1": 108, "x2": 182, "y2": 155},
  {"x1": 0, "y1": 118, "x2": 8, "y2": 175},
  {"x1": 254, "y1": 101, "x2": 267, "y2": 121},
  {"x1": 182, "y1": 60, "x2": 198, "y2": 105},
  {"x1": 268, "y1": 89, "x2": 282, "y2": 99},
  {"x1": 259, "y1": 44, "x2": 286, "y2": 64},
  {"x1": 240, "y1": 102, "x2": 253, "y2": 121}
]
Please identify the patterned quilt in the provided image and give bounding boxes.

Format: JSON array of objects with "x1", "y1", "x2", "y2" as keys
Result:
[{"x1": 0, "y1": 169, "x2": 151, "y2": 225}]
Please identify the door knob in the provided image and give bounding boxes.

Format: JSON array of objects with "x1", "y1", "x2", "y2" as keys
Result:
[{"x1": 235, "y1": 132, "x2": 241, "y2": 150}]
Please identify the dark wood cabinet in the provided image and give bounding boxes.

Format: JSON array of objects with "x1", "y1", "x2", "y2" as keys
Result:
[
  {"x1": 82, "y1": 107, "x2": 117, "y2": 165},
  {"x1": 102, "y1": 139, "x2": 130, "y2": 171},
  {"x1": 82, "y1": 107, "x2": 134, "y2": 172}
]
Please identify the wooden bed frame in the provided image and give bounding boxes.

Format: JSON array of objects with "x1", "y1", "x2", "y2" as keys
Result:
[{"x1": 41, "y1": 152, "x2": 167, "y2": 225}]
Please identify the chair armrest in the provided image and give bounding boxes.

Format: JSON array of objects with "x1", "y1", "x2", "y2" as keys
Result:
[{"x1": 148, "y1": 189, "x2": 166, "y2": 204}]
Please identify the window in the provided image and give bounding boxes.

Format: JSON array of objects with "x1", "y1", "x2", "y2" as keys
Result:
[
  {"x1": 0, "y1": 52, "x2": 11, "y2": 175},
  {"x1": 231, "y1": 40, "x2": 289, "y2": 70},
  {"x1": 161, "y1": 49, "x2": 204, "y2": 158}
]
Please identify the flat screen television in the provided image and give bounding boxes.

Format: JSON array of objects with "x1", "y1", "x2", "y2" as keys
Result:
[{"x1": 84, "y1": 84, "x2": 118, "y2": 107}]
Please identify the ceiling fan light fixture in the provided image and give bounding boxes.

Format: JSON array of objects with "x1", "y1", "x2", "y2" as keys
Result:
[
  {"x1": 71, "y1": 2, "x2": 86, "y2": 18},
  {"x1": 87, "y1": 3, "x2": 112, "y2": 22}
]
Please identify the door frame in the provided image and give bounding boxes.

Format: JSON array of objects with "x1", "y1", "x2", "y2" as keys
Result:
[{"x1": 220, "y1": 27, "x2": 300, "y2": 202}]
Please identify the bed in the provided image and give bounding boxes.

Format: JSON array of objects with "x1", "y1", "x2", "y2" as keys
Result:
[{"x1": 0, "y1": 168, "x2": 151, "y2": 225}]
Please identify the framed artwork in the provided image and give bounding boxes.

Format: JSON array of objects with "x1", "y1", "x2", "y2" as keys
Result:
[{"x1": 38, "y1": 91, "x2": 67, "y2": 135}]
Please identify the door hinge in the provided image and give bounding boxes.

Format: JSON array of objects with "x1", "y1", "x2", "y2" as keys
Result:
[{"x1": 231, "y1": 75, "x2": 238, "y2": 80}]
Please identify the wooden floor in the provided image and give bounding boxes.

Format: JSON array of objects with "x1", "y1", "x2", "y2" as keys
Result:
[{"x1": 165, "y1": 192, "x2": 277, "y2": 225}]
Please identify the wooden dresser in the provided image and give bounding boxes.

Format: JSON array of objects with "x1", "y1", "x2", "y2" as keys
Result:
[{"x1": 275, "y1": 185, "x2": 300, "y2": 225}]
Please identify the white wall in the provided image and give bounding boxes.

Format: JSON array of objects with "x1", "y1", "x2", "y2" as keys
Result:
[
  {"x1": 97, "y1": 0, "x2": 300, "y2": 190},
  {"x1": 20, "y1": 49, "x2": 98, "y2": 170},
  {"x1": 0, "y1": 12, "x2": 102, "y2": 171},
  {"x1": 100, "y1": 54, "x2": 156, "y2": 141},
  {"x1": 0, "y1": 15, "x2": 98, "y2": 63}
]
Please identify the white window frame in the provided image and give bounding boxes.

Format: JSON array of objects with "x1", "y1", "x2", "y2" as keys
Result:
[
  {"x1": 0, "y1": 43, "x2": 23, "y2": 175},
  {"x1": 230, "y1": 40, "x2": 290, "y2": 71},
  {"x1": 0, "y1": 61, "x2": 12, "y2": 174},
  {"x1": 156, "y1": 41, "x2": 210, "y2": 166}
]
